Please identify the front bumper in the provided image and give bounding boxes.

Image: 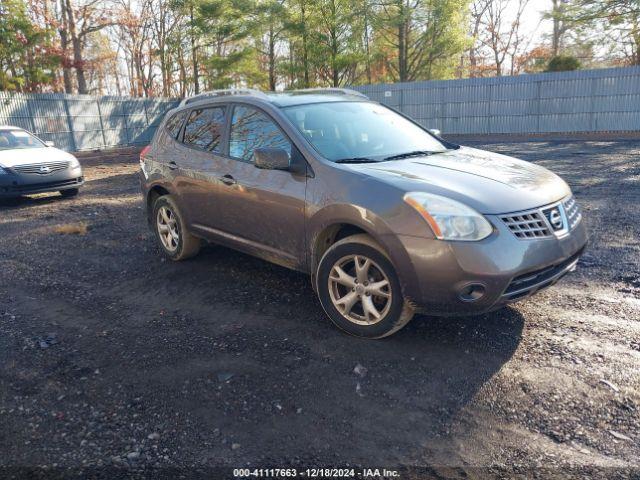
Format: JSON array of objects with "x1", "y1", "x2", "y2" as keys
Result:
[
  {"x1": 395, "y1": 213, "x2": 588, "y2": 316},
  {"x1": 0, "y1": 167, "x2": 84, "y2": 197}
]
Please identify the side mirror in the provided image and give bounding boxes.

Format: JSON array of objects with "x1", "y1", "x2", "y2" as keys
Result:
[
  {"x1": 45, "y1": 141, "x2": 55, "y2": 147},
  {"x1": 428, "y1": 129, "x2": 441, "y2": 137},
  {"x1": 254, "y1": 148, "x2": 290, "y2": 170}
]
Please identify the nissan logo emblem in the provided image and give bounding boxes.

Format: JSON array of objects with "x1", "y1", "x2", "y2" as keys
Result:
[
  {"x1": 39, "y1": 166, "x2": 51, "y2": 174},
  {"x1": 550, "y1": 209, "x2": 563, "y2": 229}
]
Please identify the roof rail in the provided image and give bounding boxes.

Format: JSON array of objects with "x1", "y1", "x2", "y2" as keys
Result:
[
  {"x1": 289, "y1": 88, "x2": 369, "y2": 99},
  {"x1": 180, "y1": 88, "x2": 267, "y2": 106}
]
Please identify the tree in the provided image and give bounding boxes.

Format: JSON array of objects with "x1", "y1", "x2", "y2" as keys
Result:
[
  {"x1": 549, "y1": 0, "x2": 569, "y2": 56},
  {"x1": 546, "y1": 54, "x2": 581, "y2": 71},
  {"x1": 542, "y1": 0, "x2": 593, "y2": 63},
  {"x1": 254, "y1": 0, "x2": 288, "y2": 90},
  {"x1": 358, "y1": 0, "x2": 376, "y2": 83},
  {"x1": 195, "y1": 0, "x2": 260, "y2": 89},
  {"x1": 287, "y1": 0, "x2": 315, "y2": 87},
  {"x1": 467, "y1": 0, "x2": 490, "y2": 77},
  {"x1": 569, "y1": 0, "x2": 640, "y2": 65},
  {"x1": 14, "y1": 0, "x2": 640, "y2": 97},
  {"x1": 170, "y1": 0, "x2": 203, "y2": 94},
  {"x1": 148, "y1": 0, "x2": 182, "y2": 96},
  {"x1": 84, "y1": 30, "x2": 118, "y2": 94},
  {"x1": 0, "y1": 0, "x2": 57, "y2": 91},
  {"x1": 476, "y1": 0, "x2": 530, "y2": 76},
  {"x1": 542, "y1": 0, "x2": 639, "y2": 66},
  {"x1": 517, "y1": 45, "x2": 552, "y2": 73},
  {"x1": 376, "y1": 0, "x2": 470, "y2": 82},
  {"x1": 313, "y1": 0, "x2": 364, "y2": 86},
  {"x1": 57, "y1": 0, "x2": 118, "y2": 94},
  {"x1": 114, "y1": 0, "x2": 156, "y2": 96}
]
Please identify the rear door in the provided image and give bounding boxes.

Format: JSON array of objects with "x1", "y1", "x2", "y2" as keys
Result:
[
  {"x1": 148, "y1": 109, "x2": 187, "y2": 183},
  {"x1": 209, "y1": 104, "x2": 307, "y2": 269},
  {"x1": 173, "y1": 105, "x2": 228, "y2": 228}
]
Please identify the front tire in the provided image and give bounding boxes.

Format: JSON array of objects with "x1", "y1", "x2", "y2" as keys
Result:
[
  {"x1": 316, "y1": 234, "x2": 414, "y2": 339},
  {"x1": 152, "y1": 195, "x2": 200, "y2": 261}
]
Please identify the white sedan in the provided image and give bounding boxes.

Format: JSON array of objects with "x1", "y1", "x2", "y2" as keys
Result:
[{"x1": 0, "y1": 126, "x2": 83, "y2": 198}]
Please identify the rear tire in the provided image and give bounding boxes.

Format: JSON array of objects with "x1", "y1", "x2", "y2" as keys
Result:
[
  {"x1": 316, "y1": 234, "x2": 414, "y2": 339},
  {"x1": 152, "y1": 195, "x2": 200, "y2": 261},
  {"x1": 60, "y1": 188, "x2": 79, "y2": 198}
]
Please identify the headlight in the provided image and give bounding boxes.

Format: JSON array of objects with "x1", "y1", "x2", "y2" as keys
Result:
[
  {"x1": 404, "y1": 192, "x2": 493, "y2": 241},
  {"x1": 69, "y1": 157, "x2": 81, "y2": 168},
  {"x1": 0, "y1": 166, "x2": 7, "y2": 175}
]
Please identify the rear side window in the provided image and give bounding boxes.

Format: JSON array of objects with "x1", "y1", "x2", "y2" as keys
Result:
[
  {"x1": 183, "y1": 107, "x2": 226, "y2": 152},
  {"x1": 164, "y1": 111, "x2": 186, "y2": 139},
  {"x1": 229, "y1": 105, "x2": 291, "y2": 163}
]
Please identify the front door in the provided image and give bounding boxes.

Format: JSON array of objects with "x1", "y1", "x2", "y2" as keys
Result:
[{"x1": 210, "y1": 104, "x2": 307, "y2": 270}]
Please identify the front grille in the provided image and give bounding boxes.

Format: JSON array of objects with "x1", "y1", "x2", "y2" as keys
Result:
[
  {"x1": 503, "y1": 247, "x2": 585, "y2": 298},
  {"x1": 500, "y1": 211, "x2": 551, "y2": 239},
  {"x1": 563, "y1": 195, "x2": 582, "y2": 230},
  {"x1": 12, "y1": 161, "x2": 70, "y2": 175},
  {"x1": 502, "y1": 195, "x2": 583, "y2": 240}
]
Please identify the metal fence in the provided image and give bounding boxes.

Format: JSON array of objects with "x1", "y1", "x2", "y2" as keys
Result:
[
  {"x1": 353, "y1": 66, "x2": 640, "y2": 135},
  {"x1": 0, "y1": 92, "x2": 179, "y2": 152},
  {"x1": 1, "y1": 67, "x2": 639, "y2": 152}
]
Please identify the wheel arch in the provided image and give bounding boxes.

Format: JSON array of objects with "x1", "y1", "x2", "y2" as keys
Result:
[
  {"x1": 146, "y1": 183, "x2": 174, "y2": 224},
  {"x1": 307, "y1": 205, "x2": 420, "y2": 302}
]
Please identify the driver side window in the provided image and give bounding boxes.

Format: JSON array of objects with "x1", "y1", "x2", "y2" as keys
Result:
[{"x1": 229, "y1": 105, "x2": 291, "y2": 163}]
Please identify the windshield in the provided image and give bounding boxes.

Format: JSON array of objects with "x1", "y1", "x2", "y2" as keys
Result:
[
  {"x1": 282, "y1": 101, "x2": 447, "y2": 162},
  {"x1": 0, "y1": 129, "x2": 46, "y2": 151}
]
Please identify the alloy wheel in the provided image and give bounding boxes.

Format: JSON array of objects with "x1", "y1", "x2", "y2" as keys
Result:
[
  {"x1": 327, "y1": 254, "x2": 392, "y2": 325},
  {"x1": 157, "y1": 205, "x2": 179, "y2": 252}
]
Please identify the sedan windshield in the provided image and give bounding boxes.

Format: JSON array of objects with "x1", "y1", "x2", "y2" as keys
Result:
[
  {"x1": 282, "y1": 101, "x2": 448, "y2": 162},
  {"x1": 0, "y1": 129, "x2": 46, "y2": 150}
]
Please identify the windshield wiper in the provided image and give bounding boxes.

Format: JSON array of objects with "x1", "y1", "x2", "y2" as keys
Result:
[
  {"x1": 384, "y1": 150, "x2": 442, "y2": 161},
  {"x1": 334, "y1": 157, "x2": 379, "y2": 164}
]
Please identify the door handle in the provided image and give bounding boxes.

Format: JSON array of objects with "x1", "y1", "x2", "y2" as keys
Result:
[
  {"x1": 220, "y1": 174, "x2": 237, "y2": 186},
  {"x1": 168, "y1": 161, "x2": 178, "y2": 170}
]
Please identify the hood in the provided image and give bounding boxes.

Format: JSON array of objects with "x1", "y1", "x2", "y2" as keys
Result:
[
  {"x1": 350, "y1": 146, "x2": 570, "y2": 214},
  {"x1": 0, "y1": 147, "x2": 77, "y2": 168}
]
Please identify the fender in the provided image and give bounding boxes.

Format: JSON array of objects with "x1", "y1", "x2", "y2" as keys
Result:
[{"x1": 307, "y1": 203, "x2": 421, "y2": 302}]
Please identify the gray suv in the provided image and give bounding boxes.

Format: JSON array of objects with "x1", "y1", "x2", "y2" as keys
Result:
[{"x1": 140, "y1": 88, "x2": 587, "y2": 338}]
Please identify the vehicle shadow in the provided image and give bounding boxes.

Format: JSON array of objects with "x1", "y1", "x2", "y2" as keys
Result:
[
  {"x1": 2, "y1": 194, "x2": 525, "y2": 467},
  {"x1": 80, "y1": 172, "x2": 140, "y2": 197},
  {"x1": 114, "y1": 243, "x2": 525, "y2": 466},
  {"x1": 0, "y1": 194, "x2": 74, "y2": 209}
]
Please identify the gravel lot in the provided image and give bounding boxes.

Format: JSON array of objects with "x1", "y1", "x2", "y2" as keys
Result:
[{"x1": 0, "y1": 138, "x2": 638, "y2": 479}]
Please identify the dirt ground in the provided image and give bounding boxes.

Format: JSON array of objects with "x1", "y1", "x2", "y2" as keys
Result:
[{"x1": 0, "y1": 138, "x2": 638, "y2": 479}]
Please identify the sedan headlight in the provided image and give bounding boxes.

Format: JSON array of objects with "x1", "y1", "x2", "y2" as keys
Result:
[
  {"x1": 404, "y1": 192, "x2": 493, "y2": 241},
  {"x1": 69, "y1": 157, "x2": 81, "y2": 169}
]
